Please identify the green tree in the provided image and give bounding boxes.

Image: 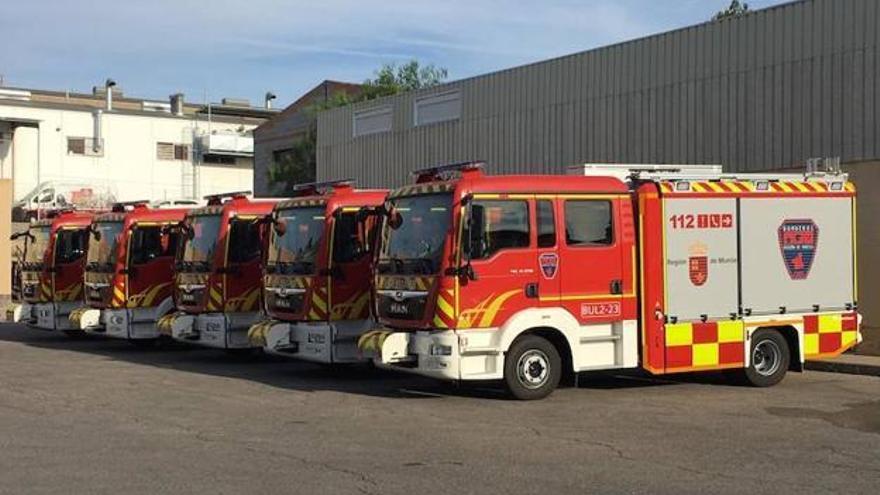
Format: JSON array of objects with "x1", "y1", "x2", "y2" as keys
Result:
[
  {"x1": 268, "y1": 60, "x2": 447, "y2": 194},
  {"x1": 713, "y1": 0, "x2": 749, "y2": 21}
]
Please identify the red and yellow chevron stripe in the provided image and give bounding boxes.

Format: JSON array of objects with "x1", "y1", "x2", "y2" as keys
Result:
[
  {"x1": 659, "y1": 180, "x2": 854, "y2": 195},
  {"x1": 111, "y1": 280, "x2": 126, "y2": 308},
  {"x1": 55, "y1": 283, "x2": 83, "y2": 302},
  {"x1": 307, "y1": 286, "x2": 329, "y2": 320},
  {"x1": 206, "y1": 280, "x2": 224, "y2": 311}
]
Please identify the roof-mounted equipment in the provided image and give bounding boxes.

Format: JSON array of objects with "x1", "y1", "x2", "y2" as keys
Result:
[
  {"x1": 111, "y1": 200, "x2": 150, "y2": 212},
  {"x1": 291, "y1": 179, "x2": 354, "y2": 197},
  {"x1": 411, "y1": 161, "x2": 484, "y2": 183},
  {"x1": 203, "y1": 190, "x2": 251, "y2": 206}
]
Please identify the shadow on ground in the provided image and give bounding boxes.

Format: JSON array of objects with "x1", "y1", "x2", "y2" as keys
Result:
[{"x1": 0, "y1": 322, "x2": 735, "y2": 400}]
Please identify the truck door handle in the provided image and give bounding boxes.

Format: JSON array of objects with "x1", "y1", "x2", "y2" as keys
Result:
[
  {"x1": 610, "y1": 279, "x2": 622, "y2": 295},
  {"x1": 524, "y1": 283, "x2": 539, "y2": 299}
]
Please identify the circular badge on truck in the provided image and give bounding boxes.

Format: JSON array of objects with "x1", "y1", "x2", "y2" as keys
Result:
[{"x1": 539, "y1": 253, "x2": 559, "y2": 279}]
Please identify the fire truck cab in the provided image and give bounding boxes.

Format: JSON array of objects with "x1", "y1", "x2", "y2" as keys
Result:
[
  {"x1": 69, "y1": 202, "x2": 190, "y2": 343},
  {"x1": 159, "y1": 192, "x2": 276, "y2": 352},
  {"x1": 247, "y1": 181, "x2": 387, "y2": 363},
  {"x1": 359, "y1": 162, "x2": 861, "y2": 399},
  {"x1": 16, "y1": 210, "x2": 94, "y2": 333}
]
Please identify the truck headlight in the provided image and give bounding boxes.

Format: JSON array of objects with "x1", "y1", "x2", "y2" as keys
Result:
[{"x1": 430, "y1": 344, "x2": 452, "y2": 356}]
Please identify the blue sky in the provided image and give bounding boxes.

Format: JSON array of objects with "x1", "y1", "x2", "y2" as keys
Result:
[{"x1": 2, "y1": 0, "x2": 789, "y2": 108}]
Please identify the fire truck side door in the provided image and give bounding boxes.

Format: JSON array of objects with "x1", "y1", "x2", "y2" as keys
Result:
[
  {"x1": 458, "y1": 197, "x2": 539, "y2": 329},
  {"x1": 53, "y1": 228, "x2": 88, "y2": 296},
  {"x1": 557, "y1": 197, "x2": 624, "y2": 324},
  {"x1": 328, "y1": 209, "x2": 374, "y2": 321},
  {"x1": 127, "y1": 225, "x2": 177, "y2": 306},
  {"x1": 225, "y1": 218, "x2": 264, "y2": 311}
]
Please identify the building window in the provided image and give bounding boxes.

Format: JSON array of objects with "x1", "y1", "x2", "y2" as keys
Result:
[
  {"x1": 157, "y1": 142, "x2": 189, "y2": 161},
  {"x1": 414, "y1": 90, "x2": 461, "y2": 126},
  {"x1": 564, "y1": 200, "x2": 614, "y2": 246},
  {"x1": 353, "y1": 106, "x2": 392, "y2": 137},
  {"x1": 67, "y1": 137, "x2": 103, "y2": 157},
  {"x1": 203, "y1": 154, "x2": 236, "y2": 165}
]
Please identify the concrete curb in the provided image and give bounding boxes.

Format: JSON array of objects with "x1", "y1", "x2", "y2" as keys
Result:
[{"x1": 806, "y1": 355, "x2": 880, "y2": 377}]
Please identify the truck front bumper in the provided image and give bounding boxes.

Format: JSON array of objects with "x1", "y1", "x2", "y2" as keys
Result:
[
  {"x1": 256, "y1": 319, "x2": 373, "y2": 364},
  {"x1": 170, "y1": 312, "x2": 259, "y2": 349},
  {"x1": 28, "y1": 301, "x2": 79, "y2": 331},
  {"x1": 359, "y1": 329, "x2": 504, "y2": 381},
  {"x1": 103, "y1": 308, "x2": 163, "y2": 340},
  {"x1": 8, "y1": 302, "x2": 31, "y2": 323}
]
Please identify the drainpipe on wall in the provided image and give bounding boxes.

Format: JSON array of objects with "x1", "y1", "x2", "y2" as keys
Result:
[{"x1": 92, "y1": 109, "x2": 103, "y2": 154}]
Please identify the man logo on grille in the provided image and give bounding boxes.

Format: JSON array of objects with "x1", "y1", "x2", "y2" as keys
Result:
[
  {"x1": 688, "y1": 241, "x2": 709, "y2": 287},
  {"x1": 778, "y1": 219, "x2": 819, "y2": 280}
]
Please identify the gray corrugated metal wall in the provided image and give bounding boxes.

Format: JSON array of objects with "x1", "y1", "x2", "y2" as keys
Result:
[{"x1": 317, "y1": 0, "x2": 880, "y2": 188}]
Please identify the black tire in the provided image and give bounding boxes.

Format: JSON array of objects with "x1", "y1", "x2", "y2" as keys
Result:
[
  {"x1": 741, "y1": 329, "x2": 790, "y2": 387},
  {"x1": 503, "y1": 335, "x2": 562, "y2": 400}
]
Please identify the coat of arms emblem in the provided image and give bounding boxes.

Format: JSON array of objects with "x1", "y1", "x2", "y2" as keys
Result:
[{"x1": 778, "y1": 219, "x2": 819, "y2": 280}]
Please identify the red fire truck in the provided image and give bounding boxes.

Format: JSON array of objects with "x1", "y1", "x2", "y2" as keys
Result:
[
  {"x1": 158, "y1": 192, "x2": 276, "y2": 352},
  {"x1": 247, "y1": 181, "x2": 386, "y2": 363},
  {"x1": 68, "y1": 202, "x2": 190, "y2": 344},
  {"x1": 359, "y1": 162, "x2": 861, "y2": 399},
  {"x1": 14, "y1": 209, "x2": 95, "y2": 334}
]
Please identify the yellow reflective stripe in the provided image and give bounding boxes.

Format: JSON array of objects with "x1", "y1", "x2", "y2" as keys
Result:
[
  {"x1": 804, "y1": 333, "x2": 820, "y2": 355},
  {"x1": 777, "y1": 182, "x2": 794, "y2": 192},
  {"x1": 692, "y1": 343, "x2": 719, "y2": 366},
  {"x1": 818, "y1": 314, "x2": 842, "y2": 333},
  {"x1": 665, "y1": 323, "x2": 692, "y2": 346},
  {"x1": 842, "y1": 331, "x2": 858, "y2": 347},
  {"x1": 717, "y1": 320, "x2": 744, "y2": 343},
  {"x1": 477, "y1": 289, "x2": 520, "y2": 327},
  {"x1": 691, "y1": 183, "x2": 708, "y2": 193},
  {"x1": 432, "y1": 315, "x2": 448, "y2": 328}
]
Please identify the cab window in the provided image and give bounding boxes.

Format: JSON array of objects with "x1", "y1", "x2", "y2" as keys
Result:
[
  {"x1": 55, "y1": 229, "x2": 88, "y2": 264},
  {"x1": 333, "y1": 212, "x2": 371, "y2": 263},
  {"x1": 130, "y1": 226, "x2": 177, "y2": 265},
  {"x1": 228, "y1": 219, "x2": 263, "y2": 264},
  {"x1": 564, "y1": 200, "x2": 613, "y2": 246},
  {"x1": 466, "y1": 200, "x2": 530, "y2": 260}
]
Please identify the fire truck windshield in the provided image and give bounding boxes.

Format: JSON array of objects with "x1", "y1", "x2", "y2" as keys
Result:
[
  {"x1": 86, "y1": 221, "x2": 123, "y2": 272},
  {"x1": 379, "y1": 193, "x2": 452, "y2": 275},
  {"x1": 179, "y1": 214, "x2": 222, "y2": 270},
  {"x1": 267, "y1": 207, "x2": 325, "y2": 274},
  {"x1": 24, "y1": 227, "x2": 50, "y2": 266}
]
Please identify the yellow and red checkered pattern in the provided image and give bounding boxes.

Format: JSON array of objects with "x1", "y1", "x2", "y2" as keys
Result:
[
  {"x1": 665, "y1": 320, "x2": 745, "y2": 371},
  {"x1": 803, "y1": 313, "x2": 858, "y2": 358}
]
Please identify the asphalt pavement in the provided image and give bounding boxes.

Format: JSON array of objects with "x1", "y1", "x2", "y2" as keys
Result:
[{"x1": 0, "y1": 323, "x2": 877, "y2": 495}]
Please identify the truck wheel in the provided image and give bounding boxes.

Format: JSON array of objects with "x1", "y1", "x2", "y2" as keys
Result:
[
  {"x1": 742, "y1": 329, "x2": 790, "y2": 387},
  {"x1": 504, "y1": 335, "x2": 561, "y2": 400}
]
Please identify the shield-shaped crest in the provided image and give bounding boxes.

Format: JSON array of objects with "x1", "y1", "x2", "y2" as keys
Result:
[
  {"x1": 539, "y1": 253, "x2": 558, "y2": 279},
  {"x1": 778, "y1": 219, "x2": 819, "y2": 280},
  {"x1": 688, "y1": 242, "x2": 709, "y2": 287}
]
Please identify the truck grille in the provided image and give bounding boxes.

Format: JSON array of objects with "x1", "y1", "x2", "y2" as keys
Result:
[{"x1": 376, "y1": 291, "x2": 428, "y2": 321}]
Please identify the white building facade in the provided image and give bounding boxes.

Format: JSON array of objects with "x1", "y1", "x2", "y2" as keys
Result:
[{"x1": 0, "y1": 86, "x2": 275, "y2": 213}]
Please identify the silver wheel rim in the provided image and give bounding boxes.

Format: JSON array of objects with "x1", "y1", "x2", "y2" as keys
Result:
[
  {"x1": 516, "y1": 349, "x2": 550, "y2": 389},
  {"x1": 752, "y1": 339, "x2": 782, "y2": 376}
]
